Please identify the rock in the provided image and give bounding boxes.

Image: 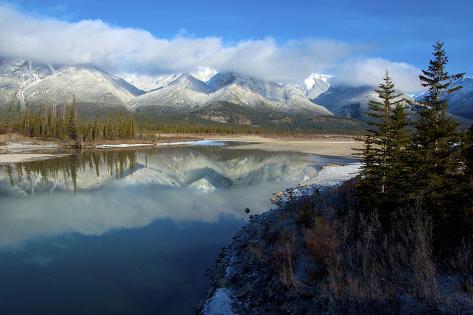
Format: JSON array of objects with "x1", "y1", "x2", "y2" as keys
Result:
[{"x1": 233, "y1": 284, "x2": 251, "y2": 298}]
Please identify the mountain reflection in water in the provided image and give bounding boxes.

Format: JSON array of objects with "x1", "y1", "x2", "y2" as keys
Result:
[{"x1": 0, "y1": 146, "x2": 352, "y2": 314}]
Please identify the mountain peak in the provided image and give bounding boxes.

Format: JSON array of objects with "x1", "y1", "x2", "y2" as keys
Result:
[
  {"x1": 171, "y1": 73, "x2": 209, "y2": 92},
  {"x1": 190, "y1": 67, "x2": 217, "y2": 82}
]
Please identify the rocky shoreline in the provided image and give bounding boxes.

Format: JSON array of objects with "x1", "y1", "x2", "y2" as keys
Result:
[
  {"x1": 198, "y1": 169, "x2": 359, "y2": 314},
  {"x1": 199, "y1": 163, "x2": 473, "y2": 315}
]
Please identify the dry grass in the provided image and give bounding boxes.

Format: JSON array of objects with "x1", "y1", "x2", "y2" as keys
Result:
[
  {"x1": 304, "y1": 217, "x2": 337, "y2": 267},
  {"x1": 450, "y1": 239, "x2": 473, "y2": 293},
  {"x1": 274, "y1": 230, "x2": 300, "y2": 289}
]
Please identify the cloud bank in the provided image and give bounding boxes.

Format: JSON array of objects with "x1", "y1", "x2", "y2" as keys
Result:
[
  {"x1": 332, "y1": 58, "x2": 421, "y2": 92},
  {"x1": 0, "y1": 4, "x2": 421, "y2": 91}
]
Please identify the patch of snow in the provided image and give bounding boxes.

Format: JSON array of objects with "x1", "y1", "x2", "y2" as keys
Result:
[
  {"x1": 119, "y1": 73, "x2": 182, "y2": 92},
  {"x1": 96, "y1": 143, "x2": 154, "y2": 149},
  {"x1": 5, "y1": 142, "x2": 58, "y2": 150},
  {"x1": 314, "y1": 163, "x2": 361, "y2": 186},
  {"x1": 202, "y1": 288, "x2": 236, "y2": 315},
  {"x1": 304, "y1": 73, "x2": 333, "y2": 90},
  {"x1": 156, "y1": 140, "x2": 225, "y2": 147}
]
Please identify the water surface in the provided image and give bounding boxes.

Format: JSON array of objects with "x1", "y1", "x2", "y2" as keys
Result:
[{"x1": 0, "y1": 145, "x2": 351, "y2": 314}]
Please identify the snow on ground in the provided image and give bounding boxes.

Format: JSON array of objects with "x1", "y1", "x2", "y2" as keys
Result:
[
  {"x1": 202, "y1": 288, "x2": 236, "y2": 315},
  {"x1": 95, "y1": 143, "x2": 155, "y2": 149},
  {"x1": 156, "y1": 140, "x2": 225, "y2": 147},
  {"x1": 5, "y1": 142, "x2": 58, "y2": 150},
  {"x1": 314, "y1": 162, "x2": 362, "y2": 186}
]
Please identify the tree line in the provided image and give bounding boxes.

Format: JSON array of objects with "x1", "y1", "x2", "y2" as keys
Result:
[
  {"x1": 2, "y1": 96, "x2": 137, "y2": 144},
  {"x1": 356, "y1": 41, "x2": 472, "y2": 253}
]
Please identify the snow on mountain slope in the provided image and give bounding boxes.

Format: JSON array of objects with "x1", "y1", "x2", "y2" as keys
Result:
[
  {"x1": 414, "y1": 77, "x2": 473, "y2": 119},
  {"x1": 129, "y1": 71, "x2": 332, "y2": 115},
  {"x1": 120, "y1": 73, "x2": 182, "y2": 92},
  {"x1": 191, "y1": 67, "x2": 217, "y2": 82},
  {"x1": 314, "y1": 85, "x2": 377, "y2": 118},
  {"x1": 206, "y1": 72, "x2": 332, "y2": 114},
  {"x1": 1, "y1": 57, "x2": 333, "y2": 117},
  {"x1": 314, "y1": 84, "x2": 416, "y2": 119},
  {"x1": 21, "y1": 66, "x2": 142, "y2": 110},
  {"x1": 0, "y1": 58, "x2": 54, "y2": 107},
  {"x1": 120, "y1": 68, "x2": 216, "y2": 92},
  {"x1": 292, "y1": 73, "x2": 332, "y2": 100},
  {"x1": 0, "y1": 58, "x2": 143, "y2": 111},
  {"x1": 129, "y1": 73, "x2": 210, "y2": 111}
]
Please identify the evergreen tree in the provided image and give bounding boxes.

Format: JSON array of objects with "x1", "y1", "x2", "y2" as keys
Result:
[
  {"x1": 361, "y1": 71, "x2": 406, "y2": 206},
  {"x1": 356, "y1": 72, "x2": 409, "y2": 223},
  {"x1": 411, "y1": 41, "x2": 466, "y2": 249},
  {"x1": 66, "y1": 95, "x2": 79, "y2": 143},
  {"x1": 464, "y1": 126, "x2": 473, "y2": 179}
]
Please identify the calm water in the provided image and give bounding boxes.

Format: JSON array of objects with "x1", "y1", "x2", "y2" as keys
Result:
[{"x1": 0, "y1": 145, "x2": 349, "y2": 314}]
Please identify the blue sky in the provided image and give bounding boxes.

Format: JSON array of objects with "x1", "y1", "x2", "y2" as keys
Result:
[
  {"x1": 0, "y1": 0, "x2": 471, "y2": 90},
  {"x1": 12, "y1": 0, "x2": 473, "y2": 72}
]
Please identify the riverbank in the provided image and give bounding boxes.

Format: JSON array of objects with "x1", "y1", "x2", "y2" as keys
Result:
[
  {"x1": 0, "y1": 133, "x2": 360, "y2": 165},
  {"x1": 200, "y1": 173, "x2": 473, "y2": 315},
  {"x1": 186, "y1": 134, "x2": 361, "y2": 157},
  {"x1": 199, "y1": 164, "x2": 361, "y2": 314}
]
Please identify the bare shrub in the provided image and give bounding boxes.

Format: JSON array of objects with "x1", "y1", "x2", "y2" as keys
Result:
[
  {"x1": 274, "y1": 230, "x2": 299, "y2": 289},
  {"x1": 326, "y1": 213, "x2": 390, "y2": 313},
  {"x1": 304, "y1": 217, "x2": 337, "y2": 267},
  {"x1": 450, "y1": 239, "x2": 473, "y2": 293},
  {"x1": 398, "y1": 207, "x2": 438, "y2": 304}
]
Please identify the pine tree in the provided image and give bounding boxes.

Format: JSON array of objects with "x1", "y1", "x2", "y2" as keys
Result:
[
  {"x1": 386, "y1": 101, "x2": 409, "y2": 200},
  {"x1": 66, "y1": 95, "x2": 79, "y2": 143},
  {"x1": 464, "y1": 126, "x2": 473, "y2": 177},
  {"x1": 411, "y1": 41, "x2": 466, "y2": 249},
  {"x1": 411, "y1": 42, "x2": 464, "y2": 200},
  {"x1": 356, "y1": 72, "x2": 409, "y2": 225}
]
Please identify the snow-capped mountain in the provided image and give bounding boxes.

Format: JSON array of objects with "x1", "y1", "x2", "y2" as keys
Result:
[
  {"x1": 130, "y1": 71, "x2": 332, "y2": 115},
  {"x1": 191, "y1": 67, "x2": 218, "y2": 82},
  {"x1": 313, "y1": 85, "x2": 378, "y2": 118},
  {"x1": 129, "y1": 73, "x2": 210, "y2": 111},
  {"x1": 414, "y1": 77, "x2": 473, "y2": 119},
  {"x1": 207, "y1": 72, "x2": 331, "y2": 113},
  {"x1": 314, "y1": 84, "x2": 415, "y2": 119},
  {"x1": 0, "y1": 58, "x2": 143, "y2": 113},
  {"x1": 292, "y1": 73, "x2": 332, "y2": 100},
  {"x1": 119, "y1": 73, "x2": 181, "y2": 92},
  {"x1": 0, "y1": 57, "x2": 356, "y2": 126},
  {"x1": 120, "y1": 67, "x2": 217, "y2": 92}
]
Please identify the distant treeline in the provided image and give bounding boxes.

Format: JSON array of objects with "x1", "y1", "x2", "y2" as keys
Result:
[
  {"x1": 0, "y1": 103, "x2": 362, "y2": 142},
  {"x1": 1, "y1": 97, "x2": 137, "y2": 144}
]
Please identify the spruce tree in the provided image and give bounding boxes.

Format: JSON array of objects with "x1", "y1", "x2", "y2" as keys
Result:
[
  {"x1": 66, "y1": 95, "x2": 79, "y2": 143},
  {"x1": 464, "y1": 126, "x2": 473, "y2": 179},
  {"x1": 411, "y1": 41, "x2": 466, "y2": 249},
  {"x1": 357, "y1": 72, "x2": 408, "y2": 221}
]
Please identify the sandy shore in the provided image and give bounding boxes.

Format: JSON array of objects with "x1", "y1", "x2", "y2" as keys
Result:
[{"x1": 203, "y1": 135, "x2": 361, "y2": 157}]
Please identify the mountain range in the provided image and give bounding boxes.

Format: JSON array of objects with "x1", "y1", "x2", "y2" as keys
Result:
[
  {"x1": 1, "y1": 57, "x2": 471, "y2": 128},
  {"x1": 414, "y1": 77, "x2": 473, "y2": 119}
]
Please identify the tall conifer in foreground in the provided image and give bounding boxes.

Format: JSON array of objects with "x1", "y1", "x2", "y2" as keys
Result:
[
  {"x1": 357, "y1": 72, "x2": 408, "y2": 221},
  {"x1": 411, "y1": 41, "x2": 466, "y2": 248}
]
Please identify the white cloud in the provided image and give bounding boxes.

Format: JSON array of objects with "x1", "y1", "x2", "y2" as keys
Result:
[
  {"x1": 332, "y1": 58, "x2": 421, "y2": 92},
  {"x1": 0, "y1": 4, "x2": 421, "y2": 91}
]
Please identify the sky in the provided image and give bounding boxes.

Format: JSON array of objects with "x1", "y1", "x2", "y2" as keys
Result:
[{"x1": 0, "y1": 0, "x2": 472, "y2": 91}]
